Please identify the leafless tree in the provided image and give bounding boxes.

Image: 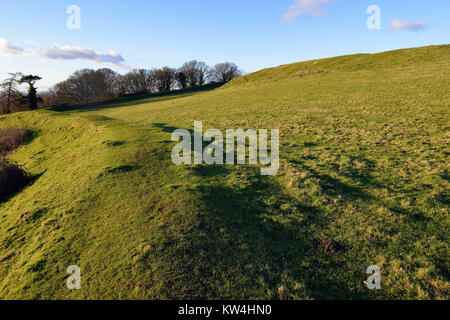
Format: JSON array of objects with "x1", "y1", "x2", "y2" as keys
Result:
[
  {"x1": 53, "y1": 68, "x2": 121, "y2": 105},
  {"x1": 180, "y1": 61, "x2": 210, "y2": 87},
  {"x1": 39, "y1": 88, "x2": 60, "y2": 108},
  {"x1": 114, "y1": 69, "x2": 154, "y2": 96},
  {"x1": 152, "y1": 67, "x2": 175, "y2": 93},
  {"x1": 0, "y1": 73, "x2": 22, "y2": 114},
  {"x1": 113, "y1": 74, "x2": 129, "y2": 96},
  {"x1": 96, "y1": 68, "x2": 119, "y2": 99},
  {"x1": 54, "y1": 69, "x2": 99, "y2": 105},
  {"x1": 209, "y1": 62, "x2": 242, "y2": 83},
  {"x1": 196, "y1": 62, "x2": 209, "y2": 86},
  {"x1": 181, "y1": 61, "x2": 198, "y2": 87},
  {"x1": 174, "y1": 70, "x2": 188, "y2": 89},
  {"x1": 130, "y1": 69, "x2": 152, "y2": 94}
]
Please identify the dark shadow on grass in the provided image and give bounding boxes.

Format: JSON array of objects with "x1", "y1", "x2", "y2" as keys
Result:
[
  {"x1": 194, "y1": 174, "x2": 371, "y2": 299},
  {"x1": 290, "y1": 155, "x2": 378, "y2": 202},
  {"x1": 0, "y1": 167, "x2": 43, "y2": 204},
  {"x1": 141, "y1": 165, "x2": 372, "y2": 299},
  {"x1": 103, "y1": 165, "x2": 139, "y2": 175},
  {"x1": 103, "y1": 140, "x2": 125, "y2": 147},
  {"x1": 191, "y1": 165, "x2": 231, "y2": 177},
  {"x1": 435, "y1": 192, "x2": 449, "y2": 206},
  {"x1": 152, "y1": 123, "x2": 182, "y2": 134},
  {"x1": 289, "y1": 154, "x2": 450, "y2": 287}
]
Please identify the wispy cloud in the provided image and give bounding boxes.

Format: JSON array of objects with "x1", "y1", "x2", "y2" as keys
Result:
[
  {"x1": 389, "y1": 20, "x2": 426, "y2": 32},
  {"x1": 0, "y1": 37, "x2": 131, "y2": 69},
  {"x1": 39, "y1": 46, "x2": 130, "y2": 69},
  {"x1": 283, "y1": 0, "x2": 333, "y2": 21},
  {"x1": 0, "y1": 38, "x2": 24, "y2": 56}
]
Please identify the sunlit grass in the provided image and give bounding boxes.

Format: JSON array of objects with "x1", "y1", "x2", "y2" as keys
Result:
[{"x1": 0, "y1": 45, "x2": 448, "y2": 299}]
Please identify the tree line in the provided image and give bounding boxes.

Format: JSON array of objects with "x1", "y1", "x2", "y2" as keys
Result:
[{"x1": 0, "y1": 61, "x2": 241, "y2": 113}]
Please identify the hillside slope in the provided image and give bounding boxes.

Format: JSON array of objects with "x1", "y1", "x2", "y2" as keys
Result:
[
  {"x1": 229, "y1": 44, "x2": 450, "y2": 85},
  {"x1": 0, "y1": 45, "x2": 449, "y2": 299}
]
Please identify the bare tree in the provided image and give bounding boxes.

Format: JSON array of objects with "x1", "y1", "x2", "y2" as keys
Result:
[
  {"x1": 53, "y1": 69, "x2": 122, "y2": 105},
  {"x1": 96, "y1": 68, "x2": 119, "y2": 99},
  {"x1": 174, "y1": 70, "x2": 188, "y2": 89},
  {"x1": 54, "y1": 69, "x2": 98, "y2": 105},
  {"x1": 113, "y1": 74, "x2": 130, "y2": 96},
  {"x1": 181, "y1": 61, "x2": 198, "y2": 87},
  {"x1": 39, "y1": 88, "x2": 61, "y2": 108},
  {"x1": 152, "y1": 67, "x2": 175, "y2": 93},
  {"x1": 180, "y1": 61, "x2": 209, "y2": 87},
  {"x1": 0, "y1": 73, "x2": 22, "y2": 114},
  {"x1": 138, "y1": 69, "x2": 155, "y2": 94},
  {"x1": 129, "y1": 69, "x2": 150, "y2": 94},
  {"x1": 114, "y1": 69, "x2": 153, "y2": 96},
  {"x1": 209, "y1": 62, "x2": 241, "y2": 83},
  {"x1": 196, "y1": 62, "x2": 209, "y2": 86}
]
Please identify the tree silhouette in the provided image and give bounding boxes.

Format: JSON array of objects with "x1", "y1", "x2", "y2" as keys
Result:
[
  {"x1": 18, "y1": 75, "x2": 42, "y2": 110},
  {"x1": 209, "y1": 62, "x2": 241, "y2": 83},
  {"x1": 175, "y1": 71, "x2": 188, "y2": 89},
  {"x1": 0, "y1": 73, "x2": 21, "y2": 114}
]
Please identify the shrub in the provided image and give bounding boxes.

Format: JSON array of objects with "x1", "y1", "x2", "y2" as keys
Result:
[
  {"x1": 0, "y1": 128, "x2": 30, "y2": 156},
  {"x1": 0, "y1": 158, "x2": 32, "y2": 202}
]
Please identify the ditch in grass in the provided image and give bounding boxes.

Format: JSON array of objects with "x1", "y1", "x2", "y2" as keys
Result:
[{"x1": 0, "y1": 159, "x2": 34, "y2": 202}]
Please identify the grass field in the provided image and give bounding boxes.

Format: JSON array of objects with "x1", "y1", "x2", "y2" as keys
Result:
[{"x1": 0, "y1": 45, "x2": 448, "y2": 300}]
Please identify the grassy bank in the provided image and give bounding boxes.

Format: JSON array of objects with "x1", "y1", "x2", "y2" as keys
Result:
[{"x1": 0, "y1": 45, "x2": 448, "y2": 299}]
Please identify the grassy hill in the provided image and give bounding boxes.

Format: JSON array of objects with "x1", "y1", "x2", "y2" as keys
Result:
[{"x1": 0, "y1": 45, "x2": 448, "y2": 300}]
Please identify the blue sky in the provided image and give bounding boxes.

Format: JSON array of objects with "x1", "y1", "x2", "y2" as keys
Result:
[{"x1": 0, "y1": 0, "x2": 449, "y2": 90}]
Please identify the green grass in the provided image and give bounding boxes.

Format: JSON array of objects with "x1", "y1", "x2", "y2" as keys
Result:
[{"x1": 0, "y1": 45, "x2": 448, "y2": 300}]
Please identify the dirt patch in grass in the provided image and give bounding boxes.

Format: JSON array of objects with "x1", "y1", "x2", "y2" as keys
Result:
[
  {"x1": 105, "y1": 165, "x2": 139, "y2": 174},
  {"x1": 294, "y1": 70, "x2": 325, "y2": 77},
  {"x1": 0, "y1": 128, "x2": 31, "y2": 156},
  {"x1": 103, "y1": 140, "x2": 125, "y2": 147},
  {"x1": 319, "y1": 240, "x2": 344, "y2": 254}
]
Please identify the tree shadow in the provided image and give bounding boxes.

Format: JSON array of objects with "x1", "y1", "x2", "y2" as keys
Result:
[
  {"x1": 152, "y1": 123, "x2": 184, "y2": 134},
  {"x1": 0, "y1": 170, "x2": 43, "y2": 204},
  {"x1": 191, "y1": 165, "x2": 231, "y2": 177},
  {"x1": 288, "y1": 153, "x2": 450, "y2": 286},
  {"x1": 291, "y1": 154, "x2": 382, "y2": 202},
  {"x1": 156, "y1": 166, "x2": 373, "y2": 299},
  {"x1": 141, "y1": 127, "x2": 380, "y2": 299}
]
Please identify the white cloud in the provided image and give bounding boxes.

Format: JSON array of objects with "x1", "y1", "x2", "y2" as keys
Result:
[
  {"x1": 0, "y1": 37, "x2": 131, "y2": 69},
  {"x1": 389, "y1": 20, "x2": 426, "y2": 32},
  {"x1": 283, "y1": 0, "x2": 333, "y2": 21},
  {"x1": 0, "y1": 37, "x2": 24, "y2": 56},
  {"x1": 38, "y1": 46, "x2": 127, "y2": 67}
]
